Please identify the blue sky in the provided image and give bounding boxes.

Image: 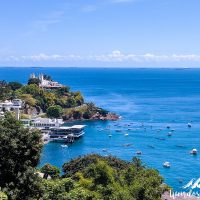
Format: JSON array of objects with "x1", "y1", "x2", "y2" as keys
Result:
[{"x1": 0, "y1": 0, "x2": 200, "y2": 67}]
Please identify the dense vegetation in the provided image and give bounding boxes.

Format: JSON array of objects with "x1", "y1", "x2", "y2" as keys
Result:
[
  {"x1": 43, "y1": 154, "x2": 164, "y2": 200},
  {"x1": 0, "y1": 113, "x2": 43, "y2": 200},
  {"x1": 0, "y1": 76, "x2": 110, "y2": 120},
  {"x1": 0, "y1": 114, "x2": 167, "y2": 200}
]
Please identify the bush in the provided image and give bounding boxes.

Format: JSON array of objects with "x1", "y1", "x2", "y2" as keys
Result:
[
  {"x1": 41, "y1": 164, "x2": 60, "y2": 179},
  {"x1": 28, "y1": 78, "x2": 41, "y2": 85},
  {"x1": 47, "y1": 105, "x2": 63, "y2": 118}
]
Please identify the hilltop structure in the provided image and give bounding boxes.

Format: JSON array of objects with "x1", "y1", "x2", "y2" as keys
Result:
[
  {"x1": 30, "y1": 73, "x2": 64, "y2": 89},
  {"x1": 0, "y1": 99, "x2": 22, "y2": 120}
]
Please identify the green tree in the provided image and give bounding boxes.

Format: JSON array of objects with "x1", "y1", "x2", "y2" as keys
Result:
[
  {"x1": 47, "y1": 105, "x2": 63, "y2": 118},
  {"x1": 0, "y1": 113, "x2": 43, "y2": 200},
  {"x1": 43, "y1": 74, "x2": 52, "y2": 81},
  {"x1": 74, "y1": 92, "x2": 84, "y2": 106},
  {"x1": 28, "y1": 78, "x2": 40, "y2": 85},
  {"x1": 0, "y1": 191, "x2": 8, "y2": 200},
  {"x1": 8, "y1": 82, "x2": 23, "y2": 91},
  {"x1": 41, "y1": 164, "x2": 60, "y2": 179},
  {"x1": 20, "y1": 94, "x2": 36, "y2": 107}
]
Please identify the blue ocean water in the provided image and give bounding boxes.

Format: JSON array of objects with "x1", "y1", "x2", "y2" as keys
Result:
[{"x1": 0, "y1": 67, "x2": 200, "y2": 191}]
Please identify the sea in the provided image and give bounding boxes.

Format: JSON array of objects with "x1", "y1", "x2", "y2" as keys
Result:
[{"x1": 0, "y1": 67, "x2": 200, "y2": 191}]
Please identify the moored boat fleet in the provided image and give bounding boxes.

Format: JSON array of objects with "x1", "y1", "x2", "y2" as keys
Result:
[{"x1": 98, "y1": 121, "x2": 198, "y2": 170}]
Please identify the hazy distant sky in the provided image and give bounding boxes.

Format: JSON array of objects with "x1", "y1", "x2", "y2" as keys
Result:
[{"x1": 0, "y1": 0, "x2": 200, "y2": 67}]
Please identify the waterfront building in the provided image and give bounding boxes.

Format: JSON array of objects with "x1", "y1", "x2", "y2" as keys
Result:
[{"x1": 21, "y1": 117, "x2": 64, "y2": 129}]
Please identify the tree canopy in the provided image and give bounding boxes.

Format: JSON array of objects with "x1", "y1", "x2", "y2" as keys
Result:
[
  {"x1": 46, "y1": 105, "x2": 63, "y2": 118},
  {"x1": 0, "y1": 113, "x2": 43, "y2": 200},
  {"x1": 42, "y1": 154, "x2": 164, "y2": 200}
]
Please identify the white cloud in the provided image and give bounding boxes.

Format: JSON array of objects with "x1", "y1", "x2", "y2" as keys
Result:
[
  {"x1": 90, "y1": 51, "x2": 200, "y2": 63},
  {"x1": 1, "y1": 51, "x2": 200, "y2": 63}
]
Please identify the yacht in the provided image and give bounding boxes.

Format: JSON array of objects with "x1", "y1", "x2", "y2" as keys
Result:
[
  {"x1": 188, "y1": 123, "x2": 192, "y2": 128},
  {"x1": 167, "y1": 132, "x2": 172, "y2": 136},
  {"x1": 136, "y1": 151, "x2": 142, "y2": 155},
  {"x1": 190, "y1": 148, "x2": 198, "y2": 155},
  {"x1": 163, "y1": 162, "x2": 170, "y2": 168}
]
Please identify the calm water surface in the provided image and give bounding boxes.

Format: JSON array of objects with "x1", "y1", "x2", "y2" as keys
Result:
[{"x1": 0, "y1": 67, "x2": 200, "y2": 191}]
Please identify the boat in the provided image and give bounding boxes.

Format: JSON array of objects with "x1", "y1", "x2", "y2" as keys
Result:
[
  {"x1": 190, "y1": 148, "x2": 198, "y2": 155},
  {"x1": 49, "y1": 125, "x2": 85, "y2": 143},
  {"x1": 124, "y1": 133, "x2": 129, "y2": 136},
  {"x1": 176, "y1": 145, "x2": 185, "y2": 148},
  {"x1": 155, "y1": 137, "x2": 166, "y2": 141},
  {"x1": 188, "y1": 123, "x2": 192, "y2": 128},
  {"x1": 123, "y1": 143, "x2": 133, "y2": 147},
  {"x1": 136, "y1": 151, "x2": 142, "y2": 155},
  {"x1": 50, "y1": 136, "x2": 69, "y2": 143},
  {"x1": 61, "y1": 144, "x2": 68, "y2": 148},
  {"x1": 147, "y1": 145, "x2": 155, "y2": 149},
  {"x1": 167, "y1": 132, "x2": 172, "y2": 136},
  {"x1": 109, "y1": 134, "x2": 112, "y2": 137},
  {"x1": 163, "y1": 162, "x2": 170, "y2": 168}
]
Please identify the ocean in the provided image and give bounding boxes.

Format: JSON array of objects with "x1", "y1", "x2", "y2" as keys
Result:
[{"x1": 0, "y1": 67, "x2": 200, "y2": 191}]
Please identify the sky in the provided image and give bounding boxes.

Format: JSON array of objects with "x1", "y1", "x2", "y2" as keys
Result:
[{"x1": 0, "y1": 0, "x2": 200, "y2": 67}]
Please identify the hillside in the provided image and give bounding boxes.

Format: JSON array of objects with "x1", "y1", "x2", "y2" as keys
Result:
[{"x1": 0, "y1": 76, "x2": 119, "y2": 121}]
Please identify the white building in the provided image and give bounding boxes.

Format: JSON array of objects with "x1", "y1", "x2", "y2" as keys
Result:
[
  {"x1": 21, "y1": 117, "x2": 64, "y2": 129},
  {"x1": 0, "y1": 99, "x2": 22, "y2": 120},
  {"x1": 30, "y1": 73, "x2": 63, "y2": 89}
]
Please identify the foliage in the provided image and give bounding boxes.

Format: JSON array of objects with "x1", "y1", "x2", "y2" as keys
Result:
[
  {"x1": 28, "y1": 78, "x2": 41, "y2": 85},
  {"x1": 47, "y1": 105, "x2": 63, "y2": 118},
  {"x1": 0, "y1": 77, "x2": 109, "y2": 121},
  {"x1": 41, "y1": 164, "x2": 60, "y2": 179},
  {"x1": 62, "y1": 154, "x2": 130, "y2": 178},
  {"x1": 43, "y1": 74, "x2": 52, "y2": 81},
  {"x1": 0, "y1": 191, "x2": 8, "y2": 200},
  {"x1": 0, "y1": 113, "x2": 43, "y2": 200},
  {"x1": 19, "y1": 94, "x2": 36, "y2": 107},
  {"x1": 41, "y1": 154, "x2": 164, "y2": 200},
  {"x1": 8, "y1": 82, "x2": 23, "y2": 91}
]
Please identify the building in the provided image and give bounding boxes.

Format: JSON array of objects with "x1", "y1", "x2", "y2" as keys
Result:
[
  {"x1": 21, "y1": 117, "x2": 64, "y2": 129},
  {"x1": 30, "y1": 73, "x2": 64, "y2": 89},
  {"x1": 0, "y1": 99, "x2": 22, "y2": 120}
]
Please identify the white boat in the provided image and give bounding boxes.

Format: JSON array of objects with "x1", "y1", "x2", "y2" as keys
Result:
[
  {"x1": 163, "y1": 162, "x2": 170, "y2": 168},
  {"x1": 190, "y1": 148, "x2": 198, "y2": 155},
  {"x1": 61, "y1": 144, "x2": 68, "y2": 148},
  {"x1": 124, "y1": 133, "x2": 129, "y2": 136},
  {"x1": 167, "y1": 132, "x2": 172, "y2": 136},
  {"x1": 188, "y1": 123, "x2": 192, "y2": 128}
]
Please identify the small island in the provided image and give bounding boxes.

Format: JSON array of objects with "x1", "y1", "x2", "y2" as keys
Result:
[{"x1": 0, "y1": 74, "x2": 119, "y2": 121}]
